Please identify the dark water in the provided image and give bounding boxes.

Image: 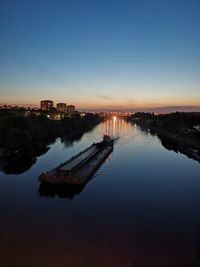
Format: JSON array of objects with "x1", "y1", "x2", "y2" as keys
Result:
[{"x1": 0, "y1": 118, "x2": 200, "y2": 267}]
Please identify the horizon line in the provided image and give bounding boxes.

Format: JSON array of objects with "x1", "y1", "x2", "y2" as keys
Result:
[{"x1": 0, "y1": 103, "x2": 200, "y2": 113}]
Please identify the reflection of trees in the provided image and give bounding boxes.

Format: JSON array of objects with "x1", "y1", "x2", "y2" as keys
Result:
[
  {"x1": 39, "y1": 182, "x2": 85, "y2": 200},
  {"x1": 0, "y1": 113, "x2": 101, "y2": 154},
  {"x1": 60, "y1": 131, "x2": 85, "y2": 148},
  {"x1": 157, "y1": 133, "x2": 180, "y2": 153},
  {"x1": 0, "y1": 147, "x2": 49, "y2": 174},
  {"x1": 129, "y1": 112, "x2": 200, "y2": 164},
  {"x1": 157, "y1": 133, "x2": 200, "y2": 164},
  {"x1": 140, "y1": 122, "x2": 200, "y2": 164},
  {"x1": 0, "y1": 112, "x2": 102, "y2": 174}
]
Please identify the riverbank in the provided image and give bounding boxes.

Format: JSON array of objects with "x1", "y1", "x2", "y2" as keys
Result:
[
  {"x1": 0, "y1": 112, "x2": 103, "y2": 174},
  {"x1": 153, "y1": 128, "x2": 200, "y2": 162},
  {"x1": 127, "y1": 112, "x2": 200, "y2": 163}
]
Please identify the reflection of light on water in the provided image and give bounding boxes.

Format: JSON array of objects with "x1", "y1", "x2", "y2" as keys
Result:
[
  {"x1": 101, "y1": 119, "x2": 127, "y2": 133},
  {"x1": 113, "y1": 116, "x2": 116, "y2": 136},
  {"x1": 96, "y1": 118, "x2": 136, "y2": 147}
]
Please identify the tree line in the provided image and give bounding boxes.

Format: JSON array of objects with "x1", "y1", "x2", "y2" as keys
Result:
[{"x1": 0, "y1": 111, "x2": 102, "y2": 154}]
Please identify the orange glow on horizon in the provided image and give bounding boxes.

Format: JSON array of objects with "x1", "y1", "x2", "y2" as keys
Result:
[{"x1": 1, "y1": 97, "x2": 200, "y2": 111}]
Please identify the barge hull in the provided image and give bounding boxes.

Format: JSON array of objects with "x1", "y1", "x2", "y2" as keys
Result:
[{"x1": 39, "y1": 145, "x2": 113, "y2": 185}]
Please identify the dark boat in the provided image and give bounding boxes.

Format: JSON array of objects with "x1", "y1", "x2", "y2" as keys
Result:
[{"x1": 39, "y1": 133, "x2": 113, "y2": 186}]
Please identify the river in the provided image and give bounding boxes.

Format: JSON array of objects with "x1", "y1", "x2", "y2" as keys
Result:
[{"x1": 0, "y1": 118, "x2": 200, "y2": 267}]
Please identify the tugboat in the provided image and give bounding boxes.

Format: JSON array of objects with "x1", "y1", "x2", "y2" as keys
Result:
[
  {"x1": 102, "y1": 131, "x2": 114, "y2": 145},
  {"x1": 39, "y1": 132, "x2": 113, "y2": 186}
]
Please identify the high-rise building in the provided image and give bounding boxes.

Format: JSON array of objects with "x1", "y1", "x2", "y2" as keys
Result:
[
  {"x1": 40, "y1": 100, "x2": 53, "y2": 111},
  {"x1": 67, "y1": 105, "x2": 75, "y2": 113},
  {"x1": 56, "y1": 103, "x2": 67, "y2": 112}
]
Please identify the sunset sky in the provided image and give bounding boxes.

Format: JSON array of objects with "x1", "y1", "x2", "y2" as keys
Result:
[{"x1": 0, "y1": 0, "x2": 200, "y2": 110}]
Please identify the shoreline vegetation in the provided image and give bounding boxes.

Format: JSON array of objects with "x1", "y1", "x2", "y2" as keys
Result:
[
  {"x1": 126, "y1": 112, "x2": 200, "y2": 163},
  {"x1": 0, "y1": 110, "x2": 102, "y2": 174}
]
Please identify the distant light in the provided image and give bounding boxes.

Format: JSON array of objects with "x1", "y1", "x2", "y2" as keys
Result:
[
  {"x1": 47, "y1": 115, "x2": 50, "y2": 118},
  {"x1": 113, "y1": 116, "x2": 117, "y2": 120}
]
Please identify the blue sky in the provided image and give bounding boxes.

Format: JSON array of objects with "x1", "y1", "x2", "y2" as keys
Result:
[{"x1": 0, "y1": 0, "x2": 200, "y2": 109}]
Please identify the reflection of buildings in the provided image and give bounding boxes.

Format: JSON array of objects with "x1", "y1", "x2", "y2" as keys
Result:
[
  {"x1": 40, "y1": 100, "x2": 53, "y2": 111},
  {"x1": 57, "y1": 103, "x2": 67, "y2": 112}
]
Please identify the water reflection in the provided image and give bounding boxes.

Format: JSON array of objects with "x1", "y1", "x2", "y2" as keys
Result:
[
  {"x1": 157, "y1": 132, "x2": 200, "y2": 164},
  {"x1": 0, "y1": 146, "x2": 49, "y2": 174},
  {"x1": 100, "y1": 118, "x2": 133, "y2": 138},
  {"x1": 39, "y1": 124, "x2": 114, "y2": 199},
  {"x1": 137, "y1": 123, "x2": 200, "y2": 164},
  {"x1": 60, "y1": 131, "x2": 87, "y2": 148},
  {"x1": 1, "y1": 118, "x2": 200, "y2": 267},
  {"x1": 39, "y1": 182, "x2": 85, "y2": 199},
  {"x1": 0, "y1": 128, "x2": 92, "y2": 175}
]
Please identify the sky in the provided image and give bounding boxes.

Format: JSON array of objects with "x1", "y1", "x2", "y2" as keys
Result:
[{"x1": 0, "y1": 0, "x2": 200, "y2": 111}]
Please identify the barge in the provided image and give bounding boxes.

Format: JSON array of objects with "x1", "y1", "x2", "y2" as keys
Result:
[{"x1": 39, "y1": 133, "x2": 113, "y2": 186}]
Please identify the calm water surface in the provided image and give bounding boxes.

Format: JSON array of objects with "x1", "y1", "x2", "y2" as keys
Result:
[{"x1": 0, "y1": 118, "x2": 200, "y2": 267}]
